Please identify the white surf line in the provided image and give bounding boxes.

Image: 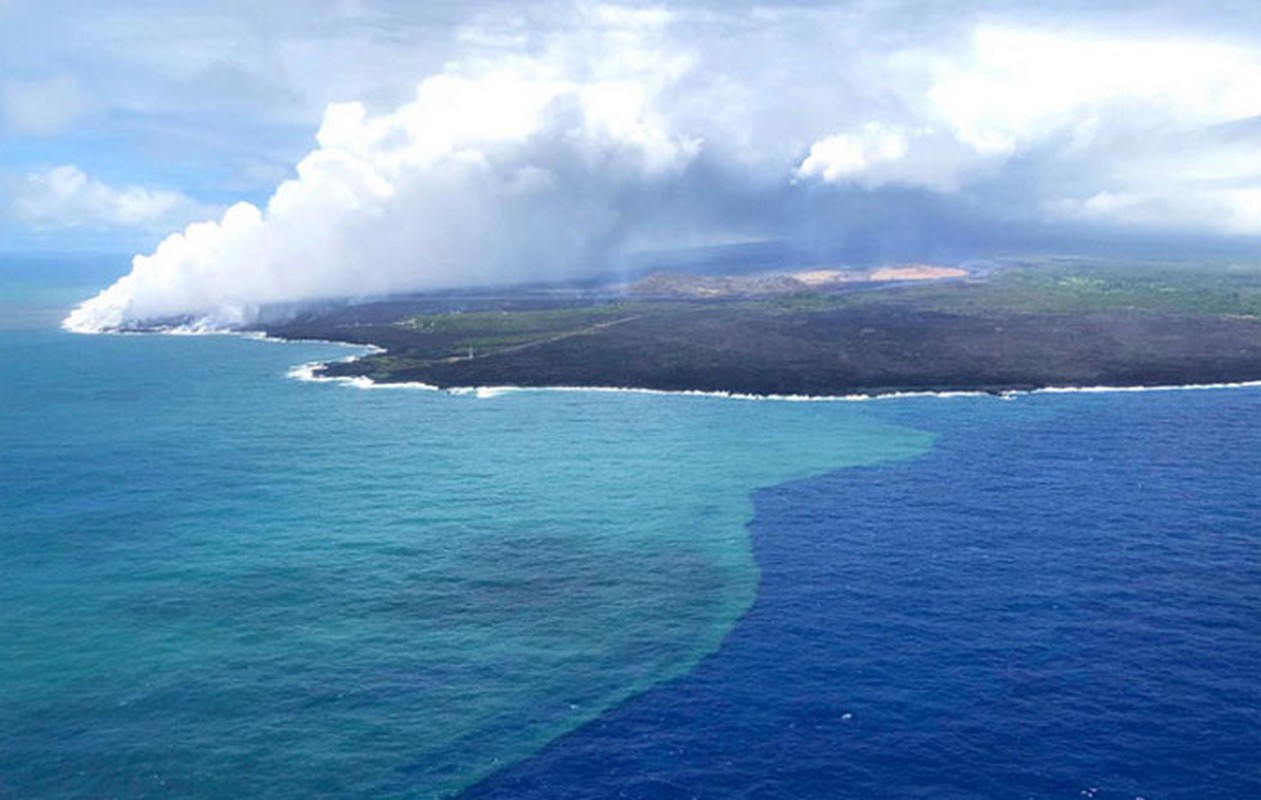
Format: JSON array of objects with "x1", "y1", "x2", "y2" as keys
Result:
[
  {"x1": 284, "y1": 364, "x2": 1261, "y2": 403},
  {"x1": 286, "y1": 360, "x2": 437, "y2": 391},
  {"x1": 1030, "y1": 380, "x2": 1261, "y2": 394},
  {"x1": 84, "y1": 325, "x2": 1261, "y2": 403}
]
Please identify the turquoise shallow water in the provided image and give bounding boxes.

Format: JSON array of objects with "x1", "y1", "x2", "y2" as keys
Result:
[{"x1": 1, "y1": 281, "x2": 932, "y2": 798}]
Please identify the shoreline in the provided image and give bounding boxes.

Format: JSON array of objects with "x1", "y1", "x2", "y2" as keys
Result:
[
  {"x1": 60, "y1": 320, "x2": 1261, "y2": 403},
  {"x1": 285, "y1": 351, "x2": 1261, "y2": 402}
]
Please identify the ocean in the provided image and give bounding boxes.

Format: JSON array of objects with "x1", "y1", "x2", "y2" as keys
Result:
[{"x1": 2, "y1": 258, "x2": 1258, "y2": 799}]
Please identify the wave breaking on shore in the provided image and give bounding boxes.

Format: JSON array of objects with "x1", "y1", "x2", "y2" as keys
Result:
[
  {"x1": 60, "y1": 320, "x2": 1261, "y2": 402},
  {"x1": 284, "y1": 353, "x2": 1261, "y2": 403}
]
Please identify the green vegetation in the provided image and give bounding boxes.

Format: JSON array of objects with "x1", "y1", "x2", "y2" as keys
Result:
[
  {"x1": 394, "y1": 302, "x2": 704, "y2": 361},
  {"x1": 401, "y1": 304, "x2": 644, "y2": 335},
  {"x1": 849, "y1": 259, "x2": 1261, "y2": 317}
]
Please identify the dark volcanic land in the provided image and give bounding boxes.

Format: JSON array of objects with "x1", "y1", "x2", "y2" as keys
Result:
[{"x1": 259, "y1": 262, "x2": 1261, "y2": 396}]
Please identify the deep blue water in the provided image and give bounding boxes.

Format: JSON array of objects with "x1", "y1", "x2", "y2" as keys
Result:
[
  {"x1": 465, "y1": 391, "x2": 1261, "y2": 799},
  {"x1": 3, "y1": 261, "x2": 1260, "y2": 798}
]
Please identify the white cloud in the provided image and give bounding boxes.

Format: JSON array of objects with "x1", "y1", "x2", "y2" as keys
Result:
[
  {"x1": 790, "y1": 21, "x2": 1261, "y2": 241},
  {"x1": 12, "y1": 165, "x2": 212, "y2": 231},
  {"x1": 924, "y1": 26, "x2": 1261, "y2": 155},
  {"x1": 1052, "y1": 187, "x2": 1261, "y2": 236},
  {"x1": 795, "y1": 124, "x2": 910, "y2": 185}
]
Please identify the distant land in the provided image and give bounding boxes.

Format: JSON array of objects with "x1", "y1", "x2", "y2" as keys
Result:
[
  {"x1": 261, "y1": 259, "x2": 1261, "y2": 396},
  {"x1": 626, "y1": 264, "x2": 969, "y2": 298}
]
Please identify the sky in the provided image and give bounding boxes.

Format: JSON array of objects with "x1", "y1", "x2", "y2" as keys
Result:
[{"x1": 4, "y1": 1, "x2": 1261, "y2": 328}]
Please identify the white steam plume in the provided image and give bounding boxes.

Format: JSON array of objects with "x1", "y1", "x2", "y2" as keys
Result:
[{"x1": 66, "y1": 61, "x2": 697, "y2": 331}]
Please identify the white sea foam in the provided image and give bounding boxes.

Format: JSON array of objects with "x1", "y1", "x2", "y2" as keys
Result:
[
  {"x1": 284, "y1": 363, "x2": 1261, "y2": 403},
  {"x1": 285, "y1": 345, "x2": 432, "y2": 392},
  {"x1": 288, "y1": 362, "x2": 438, "y2": 391},
  {"x1": 101, "y1": 326, "x2": 1261, "y2": 402},
  {"x1": 1031, "y1": 380, "x2": 1261, "y2": 394},
  {"x1": 282, "y1": 369, "x2": 1013, "y2": 402}
]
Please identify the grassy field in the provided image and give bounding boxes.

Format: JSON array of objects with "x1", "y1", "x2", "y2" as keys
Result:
[
  {"x1": 843, "y1": 259, "x2": 1261, "y2": 316},
  {"x1": 396, "y1": 303, "x2": 687, "y2": 356}
]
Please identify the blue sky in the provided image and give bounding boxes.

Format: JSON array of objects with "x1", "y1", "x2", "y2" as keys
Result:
[
  {"x1": 7, "y1": 1, "x2": 1261, "y2": 327},
  {"x1": 1, "y1": 0, "x2": 471, "y2": 251}
]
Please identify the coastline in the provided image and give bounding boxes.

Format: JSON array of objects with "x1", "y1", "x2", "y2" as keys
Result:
[
  {"x1": 285, "y1": 349, "x2": 1261, "y2": 402},
  {"x1": 60, "y1": 313, "x2": 1261, "y2": 403},
  {"x1": 62, "y1": 260, "x2": 1261, "y2": 406},
  {"x1": 269, "y1": 295, "x2": 1261, "y2": 401}
]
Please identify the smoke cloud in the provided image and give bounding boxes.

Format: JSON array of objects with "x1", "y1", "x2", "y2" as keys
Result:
[{"x1": 64, "y1": 3, "x2": 1261, "y2": 331}]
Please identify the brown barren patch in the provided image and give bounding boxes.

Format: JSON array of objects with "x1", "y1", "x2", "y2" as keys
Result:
[{"x1": 868, "y1": 265, "x2": 969, "y2": 281}]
